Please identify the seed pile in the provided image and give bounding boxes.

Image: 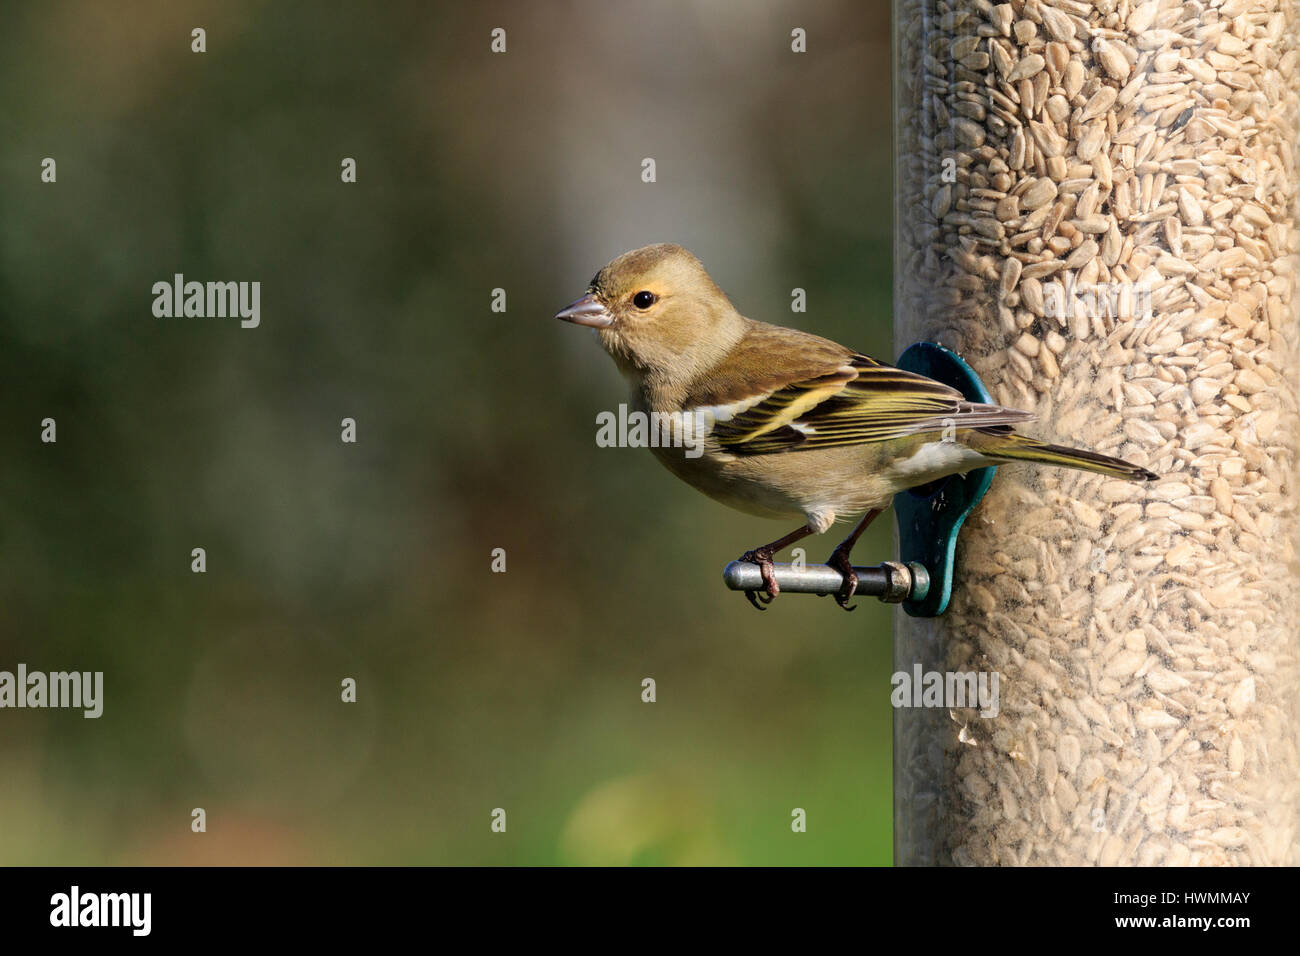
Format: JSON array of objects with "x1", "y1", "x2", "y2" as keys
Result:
[{"x1": 893, "y1": 0, "x2": 1300, "y2": 864}]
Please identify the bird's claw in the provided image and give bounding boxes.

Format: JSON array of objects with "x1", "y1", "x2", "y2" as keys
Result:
[
  {"x1": 738, "y1": 548, "x2": 779, "y2": 610},
  {"x1": 826, "y1": 547, "x2": 858, "y2": 611}
]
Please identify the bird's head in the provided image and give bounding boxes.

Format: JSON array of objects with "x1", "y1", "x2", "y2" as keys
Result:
[{"x1": 555, "y1": 243, "x2": 745, "y2": 383}]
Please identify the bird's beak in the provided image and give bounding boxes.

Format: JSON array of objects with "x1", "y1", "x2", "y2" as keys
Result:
[{"x1": 554, "y1": 293, "x2": 613, "y2": 328}]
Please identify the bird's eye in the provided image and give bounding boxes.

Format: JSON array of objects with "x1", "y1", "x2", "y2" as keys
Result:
[{"x1": 633, "y1": 290, "x2": 656, "y2": 309}]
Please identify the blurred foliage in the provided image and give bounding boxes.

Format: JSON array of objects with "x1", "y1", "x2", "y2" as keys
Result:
[{"x1": 0, "y1": 0, "x2": 895, "y2": 864}]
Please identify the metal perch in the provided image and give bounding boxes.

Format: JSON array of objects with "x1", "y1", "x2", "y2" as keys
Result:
[{"x1": 722, "y1": 560, "x2": 929, "y2": 604}]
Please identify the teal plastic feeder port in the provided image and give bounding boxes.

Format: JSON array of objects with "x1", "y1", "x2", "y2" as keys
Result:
[{"x1": 893, "y1": 342, "x2": 997, "y2": 618}]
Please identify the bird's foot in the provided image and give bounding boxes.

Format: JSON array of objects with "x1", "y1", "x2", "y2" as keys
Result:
[
  {"x1": 737, "y1": 546, "x2": 780, "y2": 610},
  {"x1": 825, "y1": 546, "x2": 858, "y2": 611}
]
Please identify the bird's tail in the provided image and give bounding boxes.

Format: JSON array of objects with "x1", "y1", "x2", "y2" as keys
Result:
[{"x1": 967, "y1": 430, "x2": 1157, "y2": 482}]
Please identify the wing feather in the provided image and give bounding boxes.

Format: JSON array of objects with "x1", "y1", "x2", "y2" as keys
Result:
[{"x1": 706, "y1": 353, "x2": 1035, "y2": 455}]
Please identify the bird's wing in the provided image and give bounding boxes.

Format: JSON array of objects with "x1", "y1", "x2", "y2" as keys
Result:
[{"x1": 705, "y1": 353, "x2": 1035, "y2": 455}]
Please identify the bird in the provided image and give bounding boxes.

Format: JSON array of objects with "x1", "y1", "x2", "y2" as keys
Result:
[{"x1": 555, "y1": 243, "x2": 1157, "y2": 611}]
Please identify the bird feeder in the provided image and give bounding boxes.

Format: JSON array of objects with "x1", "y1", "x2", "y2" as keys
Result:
[{"x1": 892, "y1": 0, "x2": 1300, "y2": 865}]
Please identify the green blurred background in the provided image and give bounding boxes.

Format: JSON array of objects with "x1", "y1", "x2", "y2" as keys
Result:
[{"x1": 0, "y1": 0, "x2": 895, "y2": 864}]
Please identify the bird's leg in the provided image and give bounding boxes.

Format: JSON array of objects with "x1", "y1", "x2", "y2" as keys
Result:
[
  {"x1": 738, "y1": 525, "x2": 815, "y2": 610},
  {"x1": 824, "y1": 509, "x2": 883, "y2": 611}
]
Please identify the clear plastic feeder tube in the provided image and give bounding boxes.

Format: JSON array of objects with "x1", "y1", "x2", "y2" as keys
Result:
[{"x1": 893, "y1": 0, "x2": 1300, "y2": 865}]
